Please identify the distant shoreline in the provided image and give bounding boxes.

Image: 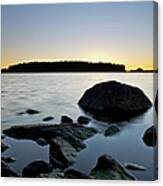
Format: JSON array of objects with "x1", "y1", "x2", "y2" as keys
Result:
[
  {"x1": 1, "y1": 71, "x2": 158, "y2": 74},
  {"x1": 1, "y1": 61, "x2": 157, "y2": 73}
]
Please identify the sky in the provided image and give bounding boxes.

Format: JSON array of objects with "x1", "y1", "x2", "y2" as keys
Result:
[{"x1": 1, "y1": 2, "x2": 156, "y2": 70}]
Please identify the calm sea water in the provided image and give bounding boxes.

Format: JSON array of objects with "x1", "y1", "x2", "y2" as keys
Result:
[{"x1": 1, "y1": 73, "x2": 157, "y2": 180}]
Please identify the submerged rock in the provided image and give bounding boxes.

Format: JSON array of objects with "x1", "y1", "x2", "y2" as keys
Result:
[
  {"x1": 64, "y1": 169, "x2": 92, "y2": 179},
  {"x1": 124, "y1": 163, "x2": 146, "y2": 171},
  {"x1": 77, "y1": 116, "x2": 91, "y2": 124},
  {"x1": 50, "y1": 137, "x2": 76, "y2": 169},
  {"x1": 1, "y1": 142, "x2": 9, "y2": 152},
  {"x1": 22, "y1": 160, "x2": 53, "y2": 177},
  {"x1": 61, "y1": 115, "x2": 73, "y2": 123},
  {"x1": 3, "y1": 123, "x2": 97, "y2": 152},
  {"x1": 78, "y1": 81, "x2": 152, "y2": 122},
  {"x1": 37, "y1": 138, "x2": 48, "y2": 146},
  {"x1": 104, "y1": 124, "x2": 120, "y2": 136},
  {"x1": 90, "y1": 154, "x2": 136, "y2": 180},
  {"x1": 143, "y1": 126, "x2": 157, "y2": 147},
  {"x1": 1, "y1": 161, "x2": 18, "y2": 177},
  {"x1": 43, "y1": 116, "x2": 54, "y2": 122},
  {"x1": 2, "y1": 156, "x2": 16, "y2": 163}
]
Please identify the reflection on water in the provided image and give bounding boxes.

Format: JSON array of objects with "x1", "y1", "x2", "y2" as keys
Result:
[{"x1": 1, "y1": 73, "x2": 157, "y2": 180}]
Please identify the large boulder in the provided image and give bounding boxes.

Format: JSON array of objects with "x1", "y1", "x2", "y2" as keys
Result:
[
  {"x1": 90, "y1": 154, "x2": 136, "y2": 180},
  {"x1": 142, "y1": 126, "x2": 157, "y2": 147},
  {"x1": 3, "y1": 123, "x2": 97, "y2": 152},
  {"x1": 22, "y1": 160, "x2": 53, "y2": 177},
  {"x1": 50, "y1": 137, "x2": 76, "y2": 169},
  {"x1": 78, "y1": 81, "x2": 152, "y2": 122},
  {"x1": 1, "y1": 161, "x2": 18, "y2": 177}
]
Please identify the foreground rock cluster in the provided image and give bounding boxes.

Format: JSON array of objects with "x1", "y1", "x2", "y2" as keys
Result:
[{"x1": 1, "y1": 80, "x2": 157, "y2": 179}]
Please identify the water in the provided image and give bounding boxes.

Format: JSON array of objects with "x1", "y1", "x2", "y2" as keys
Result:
[{"x1": 1, "y1": 73, "x2": 157, "y2": 180}]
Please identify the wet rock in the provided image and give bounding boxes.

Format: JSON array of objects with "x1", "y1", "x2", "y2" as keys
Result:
[
  {"x1": 3, "y1": 123, "x2": 97, "y2": 152},
  {"x1": 64, "y1": 169, "x2": 92, "y2": 179},
  {"x1": 38, "y1": 168, "x2": 64, "y2": 178},
  {"x1": 26, "y1": 109, "x2": 40, "y2": 115},
  {"x1": 77, "y1": 116, "x2": 91, "y2": 124},
  {"x1": 50, "y1": 137, "x2": 76, "y2": 169},
  {"x1": 22, "y1": 160, "x2": 53, "y2": 177},
  {"x1": 78, "y1": 81, "x2": 152, "y2": 122},
  {"x1": 105, "y1": 124, "x2": 120, "y2": 136},
  {"x1": 2, "y1": 156, "x2": 16, "y2": 163},
  {"x1": 143, "y1": 126, "x2": 157, "y2": 146},
  {"x1": 1, "y1": 142, "x2": 9, "y2": 152},
  {"x1": 124, "y1": 163, "x2": 146, "y2": 171},
  {"x1": 1, "y1": 134, "x2": 5, "y2": 139},
  {"x1": 90, "y1": 154, "x2": 136, "y2": 180},
  {"x1": 43, "y1": 116, "x2": 54, "y2": 122},
  {"x1": 1, "y1": 160, "x2": 18, "y2": 177},
  {"x1": 37, "y1": 138, "x2": 48, "y2": 146},
  {"x1": 61, "y1": 115, "x2": 73, "y2": 123}
]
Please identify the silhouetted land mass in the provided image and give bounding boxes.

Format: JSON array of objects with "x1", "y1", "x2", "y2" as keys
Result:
[{"x1": 1, "y1": 61, "x2": 126, "y2": 73}]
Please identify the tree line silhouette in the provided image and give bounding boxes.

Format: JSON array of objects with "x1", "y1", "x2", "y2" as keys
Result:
[{"x1": 2, "y1": 61, "x2": 126, "y2": 73}]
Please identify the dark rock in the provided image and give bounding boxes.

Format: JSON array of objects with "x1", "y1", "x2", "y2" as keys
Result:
[
  {"x1": 1, "y1": 142, "x2": 9, "y2": 152},
  {"x1": 22, "y1": 160, "x2": 53, "y2": 177},
  {"x1": 50, "y1": 137, "x2": 76, "y2": 169},
  {"x1": 3, "y1": 123, "x2": 97, "y2": 152},
  {"x1": 105, "y1": 124, "x2": 120, "y2": 136},
  {"x1": 38, "y1": 168, "x2": 64, "y2": 178},
  {"x1": 143, "y1": 126, "x2": 157, "y2": 146},
  {"x1": 64, "y1": 169, "x2": 92, "y2": 179},
  {"x1": 16, "y1": 111, "x2": 25, "y2": 115},
  {"x1": 1, "y1": 160, "x2": 18, "y2": 177},
  {"x1": 90, "y1": 154, "x2": 136, "y2": 180},
  {"x1": 43, "y1": 116, "x2": 54, "y2": 122},
  {"x1": 155, "y1": 92, "x2": 158, "y2": 114},
  {"x1": 77, "y1": 116, "x2": 91, "y2": 124},
  {"x1": 124, "y1": 163, "x2": 146, "y2": 171},
  {"x1": 1, "y1": 134, "x2": 5, "y2": 139},
  {"x1": 2, "y1": 156, "x2": 16, "y2": 163},
  {"x1": 78, "y1": 81, "x2": 152, "y2": 122},
  {"x1": 26, "y1": 109, "x2": 40, "y2": 115},
  {"x1": 37, "y1": 138, "x2": 48, "y2": 146},
  {"x1": 61, "y1": 115, "x2": 73, "y2": 123}
]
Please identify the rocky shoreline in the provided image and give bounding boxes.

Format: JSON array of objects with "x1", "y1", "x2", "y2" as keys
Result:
[{"x1": 1, "y1": 80, "x2": 157, "y2": 179}]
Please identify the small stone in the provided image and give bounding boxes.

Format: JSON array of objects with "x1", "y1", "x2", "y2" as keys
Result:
[
  {"x1": 26, "y1": 109, "x2": 40, "y2": 115},
  {"x1": 61, "y1": 115, "x2": 73, "y2": 123},
  {"x1": 37, "y1": 138, "x2": 48, "y2": 146},
  {"x1": 77, "y1": 116, "x2": 91, "y2": 124},
  {"x1": 43, "y1": 116, "x2": 54, "y2": 122},
  {"x1": 2, "y1": 156, "x2": 16, "y2": 163},
  {"x1": 124, "y1": 163, "x2": 146, "y2": 171},
  {"x1": 1, "y1": 142, "x2": 9, "y2": 152},
  {"x1": 105, "y1": 124, "x2": 120, "y2": 136}
]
